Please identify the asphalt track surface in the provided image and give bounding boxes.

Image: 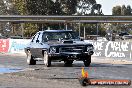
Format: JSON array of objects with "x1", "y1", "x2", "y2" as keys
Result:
[{"x1": 0, "y1": 53, "x2": 132, "y2": 88}]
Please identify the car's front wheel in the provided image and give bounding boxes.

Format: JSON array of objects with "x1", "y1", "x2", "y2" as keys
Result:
[
  {"x1": 27, "y1": 51, "x2": 36, "y2": 65},
  {"x1": 43, "y1": 51, "x2": 51, "y2": 67},
  {"x1": 83, "y1": 55, "x2": 91, "y2": 67}
]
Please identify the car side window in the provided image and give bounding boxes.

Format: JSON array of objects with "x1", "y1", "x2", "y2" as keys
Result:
[
  {"x1": 42, "y1": 33, "x2": 48, "y2": 42},
  {"x1": 32, "y1": 32, "x2": 40, "y2": 43},
  {"x1": 31, "y1": 33, "x2": 37, "y2": 42},
  {"x1": 38, "y1": 32, "x2": 43, "y2": 43}
]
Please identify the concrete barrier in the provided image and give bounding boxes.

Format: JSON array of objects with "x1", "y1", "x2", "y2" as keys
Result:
[
  {"x1": 0, "y1": 39, "x2": 132, "y2": 61},
  {"x1": 0, "y1": 39, "x2": 9, "y2": 53},
  {"x1": 8, "y1": 39, "x2": 31, "y2": 53},
  {"x1": 0, "y1": 39, "x2": 31, "y2": 53}
]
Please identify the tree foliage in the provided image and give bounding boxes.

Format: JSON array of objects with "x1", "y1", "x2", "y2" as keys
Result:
[
  {"x1": 26, "y1": 0, "x2": 52, "y2": 15},
  {"x1": 112, "y1": 5, "x2": 121, "y2": 15},
  {"x1": 76, "y1": 0, "x2": 102, "y2": 15},
  {"x1": 112, "y1": 5, "x2": 132, "y2": 34},
  {"x1": 61, "y1": 0, "x2": 77, "y2": 15},
  {"x1": 0, "y1": 0, "x2": 7, "y2": 15},
  {"x1": 121, "y1": 5, "x2": 127, "y2": 15},
  {"x1": 0, "y1": 0, "x2": 17, "y2": 37},
  {"x1": 12, "y1": 0, "x2": 27, "y2": 15},
  {"x1": 25, "y1": 0, "x2": 98, "y2": 15},
  {"x1": 126, "y1": 5, "x2": 132, "y2": 15},
  {"x1": 26, "y1": 0, "x2": 78, "y2": 15},
  {"x1": 112, "y1": 5, "x2": 132, "y2": 15},
  {"x1": 3, "y1": 0, "x2": 103, "y2": 37},
  {"x1": 77, "y1": 0, "x2": 92, "y2": 15}
]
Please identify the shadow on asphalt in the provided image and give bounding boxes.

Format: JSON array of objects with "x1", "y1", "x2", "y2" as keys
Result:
[{"x1": 28, "y1": 61, "x2": 132, "y2": 68}]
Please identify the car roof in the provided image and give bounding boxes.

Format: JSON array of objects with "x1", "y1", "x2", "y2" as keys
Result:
[{"x1": 39, "y1": 30, "x2": 73, "y2": 33}]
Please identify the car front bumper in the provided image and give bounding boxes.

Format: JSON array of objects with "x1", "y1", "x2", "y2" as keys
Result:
[{"x1": 48, "y1": 51, "x2": 94, "y2": 60}]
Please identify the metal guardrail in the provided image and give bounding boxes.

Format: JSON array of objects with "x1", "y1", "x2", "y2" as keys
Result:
[
  {"x1": 1, "y1": 20, "x2": 132, "y2": 23},
  {"x1": 0, "y1": 15, "x2": 132, "y2": 23}
]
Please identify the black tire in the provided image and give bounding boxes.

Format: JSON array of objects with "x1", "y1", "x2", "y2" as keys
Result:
[
  {"x1": 43, "y1": 51, "x2": 51, "y2": 67},
  {"x1": 27, "y1": 51, "x2": 36, "y2": 65},
  {"x1": 83, "y1": 55, "x2": 91, "y2": 67},
  {"x1": 64, "y1": 60, "x2": 73, "y2": 66}
]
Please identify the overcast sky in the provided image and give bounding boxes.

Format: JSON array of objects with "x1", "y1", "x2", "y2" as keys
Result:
[{"x1": 96, "y1": 0, "x2": 132, "y2": 15}]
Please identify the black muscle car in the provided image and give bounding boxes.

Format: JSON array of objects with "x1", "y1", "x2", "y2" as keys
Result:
[{"x1": 25, "y1": 30, "x2": 94, "y2": 67}]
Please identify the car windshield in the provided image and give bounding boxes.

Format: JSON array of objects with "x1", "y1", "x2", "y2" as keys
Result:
[{"x1": 43, "y1": 31, "x2": 79, "y2": 42}]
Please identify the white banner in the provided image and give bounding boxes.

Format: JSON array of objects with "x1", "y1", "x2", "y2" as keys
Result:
[
  {"x1": 85, "y1": 40, "x2": 132, "y2": 60},
  {"x1": 8, "y1": 39, "x2": 31, "y2": 53}
]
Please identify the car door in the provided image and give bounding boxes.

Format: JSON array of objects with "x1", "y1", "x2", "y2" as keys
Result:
[{"x1": 30, "y1": 32, "x2": 43, "y2": 58}]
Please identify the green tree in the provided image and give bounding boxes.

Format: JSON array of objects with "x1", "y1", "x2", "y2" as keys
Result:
[
  {"x1": 49, "y1": 1, "x2": 63, "y2": 15},
  {"x1": 12, "y1": 0, "x2": 27, "y2": 15},
  {"x1": 0, "y1": 0, "x2": 8, "y2": 15},
  {"x1": 126, "y1": 5, "x2": 132, "y2": 15},
  {"x1": 112, "y1": 5, "x2": 132, "y2": 15},
  {"x1": 112, "y1": 5, "x2": 121, "y2": 15},
  {"x1": 112, "y1": 5, "x2": 132, "y2": 35},
  {"x1": 26, "y1": 0, "x2": 64, "y2": 30},
  {"x1": 91, "y1": 4, "x2": 102, "y2": 15},
  {"x1": 23, "y1": 23, "x2": 38, "y2": 37},
  {"x1": 77, "y1": 0, "x2": 96, "y2": 15},
  {"x1": 26, "y1": 0, "x2": 63, "y2": 15},
  {"x1": 0, "y1": 0, "x2": 17, "y2": 37},
  {"x1": 121, "y1": 5, "x2": 127, "y2": 15},
  {"x1": 61, "y1": 0, "x2": 77, "y2": 15},
  {"x1": 26, "y1": 0, "x2": 48, "y2": 15},
  {"x1": 112, "y1": 7, "x2": 116, "y2": 15},
  {"x1": 10, "y1": 0, "x2": 38, "y2": 37},
  {"x1": 11, "y1": 0, "x2": 105, "y2": 37},
  {"x1": 0, "y1": 0, "x2": 7, "y2": 35}
]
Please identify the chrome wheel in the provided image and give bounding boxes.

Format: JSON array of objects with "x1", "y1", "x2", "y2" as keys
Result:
[
  {"x1": 27, "y1": 51, "x2": 36, "y2": 65},
  {"x1": 43, "y1": 51, "x2": 51, "y2": 67}
]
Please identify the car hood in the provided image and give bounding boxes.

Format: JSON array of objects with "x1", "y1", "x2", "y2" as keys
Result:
[{"x1": 45, "y1": 40, "x2": 91, "y2": 46}]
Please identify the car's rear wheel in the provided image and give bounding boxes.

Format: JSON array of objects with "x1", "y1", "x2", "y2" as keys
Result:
[
  {"x1": 83, "y1": 55, "x2": 91, "y2": 67},
  {"x1": 43, "y1": 51, "x2": 51, "y2": 67},
  {"x1": 27, "y1": 51, "x2": 36, "y2": 65}
]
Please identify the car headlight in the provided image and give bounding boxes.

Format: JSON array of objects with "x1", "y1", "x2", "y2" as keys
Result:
[
  {"x1": 87, "y1": 46, "x2": 94, "y2": 51},
  {"x1": 50, "y1": 47, "x2": 56, "y2": 53}
]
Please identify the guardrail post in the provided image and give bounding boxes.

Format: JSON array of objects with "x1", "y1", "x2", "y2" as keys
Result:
[
  {"x1": 84, "y1": 26, "x2": 86, "y2": 39},
  {"x1": 79, "y1": 22, "x2": 81, "y2": 37},
  {"x1": 66, "y1": 23, "x2": 68, "y2": 30},
  {"x1": 96, "y1": 23, "x2": 99, "y2": 40}
]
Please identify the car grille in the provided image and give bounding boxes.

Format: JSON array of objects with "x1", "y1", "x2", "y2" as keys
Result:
[{"x1": 60, "y1": 46, "x2": 85, "y2": 53}]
